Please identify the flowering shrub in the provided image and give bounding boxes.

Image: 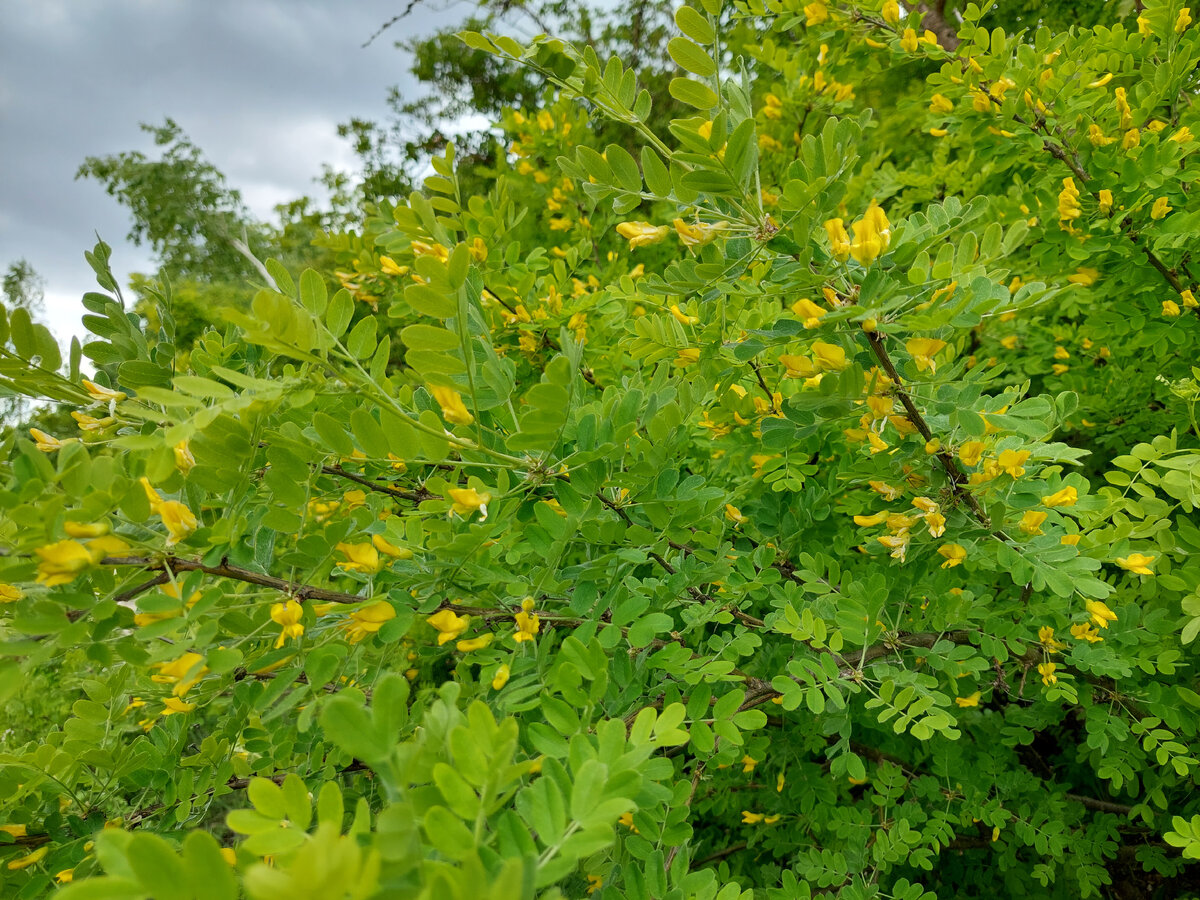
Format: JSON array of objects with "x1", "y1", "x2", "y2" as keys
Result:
[{"x1": 3, "y1": 0, "x2": 1200, "y2": 897}]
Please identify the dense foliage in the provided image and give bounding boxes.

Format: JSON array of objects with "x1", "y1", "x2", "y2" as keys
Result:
[{"x1": 3, "y1": 0, "x2": 1200, "y2": 897}]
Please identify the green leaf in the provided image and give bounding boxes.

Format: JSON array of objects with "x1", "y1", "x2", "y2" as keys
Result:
[
  {"x1": 675, "y1": 5, "x2": 715, "y2": 42},
  {"x1": 401, "y1": 324, "x2": 461, "y2": 350},
  {"x1": 668, "y1": 37, "x2": 717, "y2": 77},
  {"x1": 126, "y1": 833, "x2": 190, "y2": 900},
  {"x1": 669, "y1": 77, "x2": 719, "y2": 110},
  {"x1": 182, "y1": 832, "x2": 238, "y2": 900},
  {"x1": 424, "y1": 805, "x2": 476, "y2": 860},
  {"x1": 299, "y1": 268, "x2": 328, "y2": 315},
  {"x1": 326, "y1": 289, "x2": 353, "y2": 338},
  {"x1": 405, "y1": 283, "x2": 458, "y2": 318}
]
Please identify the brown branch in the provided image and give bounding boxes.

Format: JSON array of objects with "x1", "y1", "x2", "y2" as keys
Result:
[
  {"x1": 693, "y1": 842, "x2": 748, "y2": 867},
  {"x1": 863, "y1": 330, "x2": 995, "y2": 530},
  {"x1": 1004, "y1": 104, "x2": 1188, "y2": 298},
  {"x1": 321, "y1": 464, "x2": 433, "y2": 503},
  {"x1": 101, "y1": 556, "x2": 368, "y2": 604}
]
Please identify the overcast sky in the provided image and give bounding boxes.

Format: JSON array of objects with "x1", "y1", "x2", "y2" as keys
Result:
[{"x1": 0, "y1": 0, "x2": 467, "y2": 341}]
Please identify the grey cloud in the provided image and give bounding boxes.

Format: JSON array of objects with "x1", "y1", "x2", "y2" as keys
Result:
[{"x1": 0, "y1": 0, "x2": 461, "y2": 339}]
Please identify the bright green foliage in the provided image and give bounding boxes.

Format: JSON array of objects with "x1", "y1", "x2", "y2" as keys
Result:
[{"x1": 4, "y1": 0, "x2": 1200, "y2": 897}]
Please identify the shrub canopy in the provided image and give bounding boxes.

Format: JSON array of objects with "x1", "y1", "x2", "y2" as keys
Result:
[{"x1": 3, "y1": 0, "x2": 1200, "y2": 898}]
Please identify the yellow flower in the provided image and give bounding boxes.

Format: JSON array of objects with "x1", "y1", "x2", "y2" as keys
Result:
[
  {"x1": 1041, "y1": 486, "x2": 1078, "y2": 508},
  {"x1": 1061, "y1": 533, "x2": 1081, "y2": 546},
  {"x1": 881, "y1": 0, "x2": 899, "y2": 24},
  {"x1": 1070, "y1": 623, "x2": 1103, "y2": 644},
  {"x1": 1151, "y1": 197, "x2": 1172, "y2": 220},
  {"x1": 1085, "y1": 599, "x2": 1118, "y2": 628},
  {"x1": 35, "y1": 539, "x2": 94, "y2": 586},
  {"x1": 958, "y1": 441, "x2": 985, "y2": 468},
  {"x1": 1098, "y1": 189, "x2": 1113, "y2": 215},
  {"x1": 0, "y1": 824, "x2": 27, "y2": 837},
  {"x1": 379, "y1": 255, "x2": 408, "y2": 276},
  {"x1": 371, "y1": 533, "x2": 413, "y2": 559},
  {"x1": 71, "y1": 411, "x2": 115, "y2": 432},
  {"x1": 877, "y1": 532, "x2": 910, "y2": 562},
  {"x1": 1114, "y1": 552, "x2": 1155, "y2": 575},
  {"x1": 1088, "y1": 124, "x2": 1113, "y2": 147},
  {"x1": 162, "y1": 697, "x2": 197, "y2": 714},
  {"x1": 675, "y1": 348, "x2": 701, "y2": 367},
  {"x1": 804, "y1": 1, "x2": 828, "y2": 25},
  {"x1": 742, "y1": 755, "x2": 758, "y2": 773},
  {"x1": 1037, "y1": 662, "x2": 1057, "y2": 686},
  {"x1": 616, "y1": 221, "x2": 670, "y2": 249},
  {"x1": 824, "y1": 218, "x2": 851, "y2": 261},
  {"x1": 1177, "y1": 6, "x2": 1193, "y2": 32},
  {"x1": 1163, "y1": 300, "x2": 1182, "y2": 317},
  {"x1": 492, "y1": 663, "x2": 511, "y2": 690},
  {"x1": 725, "y1": 504, "x2": 749, "y2": 526},
  {"x1": 1182, "y1": 290, "x2": 1198, "y2": 308},
  {"x1": 938, "y1": 543, "x2": 967, "y2": 568},
  {"x1": 307, "y1": 498, "x2": 340, "y2": 522},
  {"x1": 901, "y1": 27, "x2": 918, "y2": 51},
  {"x1": 429, "y1": 384, "x2": 474, "y2": 426},
  {"x1": 1068, "y1": 267, "x2": 1099, "y2": 286},
  {"x1": 29, "y1": 428, "x2": 73, "y2": 452},
  {"x1": 925, "y1": 512, "x2": 946, "y2": 538},
  {"x1": 173, "y1": 439, "x2": 196, "y2": 474},
  {"x1": 869, "y1": 480, "x2": 903, "y2": 501},
  {"x1": 741, "y1": 810, "x2": 765, "y2": 824},
  {"x1": 82, "y1": 378, "x2": 126, "y2": 403},
  {"x1": 669, "y1": 303, "x2": 699, "y2": 326},
  {"x1": 411, "y1": 241, "x2": 450, "y2": 263},
  {"x1": 156, "y1": 500, "x2": 198, "y2": 546},
  {"x1": 906, "y1": 337, "x2": 946, "y2": 373},
  {"x1": 853, "y1": 511, "x2": 888, "y2": 527},
  {"x1": 0, "y1": 583, "x2": 22, "y2": 603},
  {"x1": 1115, "y1": 87, "x2": 1133, "y2": 129},
  {"x1": 55, "y1": 868, "x2": 74, "y2": 883},
  {"x1": 344, "y1": 600, "x2": 396, "y2": 643},
  {"x1": 996, "y1": 449, "x2": 1029, "y2": 478},
  {"x1": 341, "y1": 490, "x2": 367, "y2": 511},
  {"x1": 618, "y1": 811, "x2": 638, "y2": 832},
  {"x1": 849, "y1": 201, "x2": 891, "y2": 265},
  {"x1": 7, "y1": 846, "x2": 48, "y2": 870},
  {"x1": 335, "y1": 542, "x2": 383, "y2": 575},
  {"x1": 811, "y1": 341, "x2": 849, "y2": 372},
  {"x1": 791, "y1": 298, "x2": 828, "y2": 328},
  {"x1": 428, "y1": 609, "x2": 470, "y2": 645},
  {"x1": 447, "y1": 487, "x2": 491, "y2": 520},
  {"x1": 930, "y1": 93, "x2": 954, "y2": 115},
  {"x1": 779, "y1": 353, "x2": 818, "y2": 378},
  {"x1": 456, "y1": 633, "x2": 494, "y2": 652},
  {"x1": 514, "y1": 598, "x2": 540, "y2": 643},
  {"x1": 1019, "y1": 510, "x2": 1047, "y2": 536},
  {"x1": 673, "y1": 218, "x2": 728, "y2": 249},
  {"x1": 1169, "y1": 126, "x2": 1194, "y2": 143},
  {"x1": 1039, "y1": 625, "x2": 1066, "y2": 653},
  {"x1": 270, "y1": 599, "x2": 304, "y2": 649},
  {"x1": 929, "y1": 127, "x2": 949, "y2": 138},
  {"x1": 152, "y1": 652, "x2": 208, "y2": 696},
  {"x1": 955, "y1": 691, "x2": 981, "y2": 708},
  {"x1": 1058, "y1": 177, "x2": 1082, "y2": 226},
  {"x1": 587, "y1": 874, "x2": 604, "y2": 894},
  {"x1": 1123, "y1": 128, "x2": 1141, "y2": 149}
]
